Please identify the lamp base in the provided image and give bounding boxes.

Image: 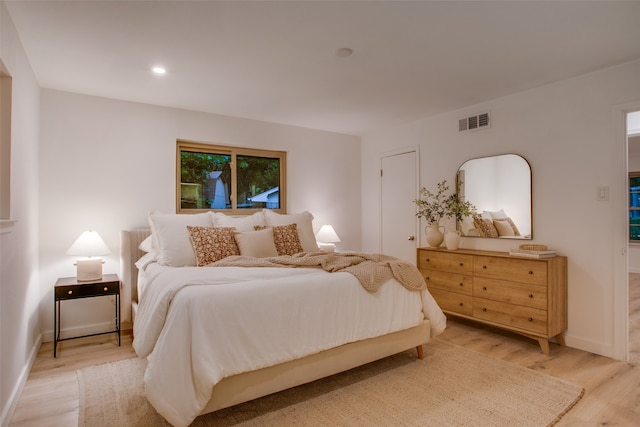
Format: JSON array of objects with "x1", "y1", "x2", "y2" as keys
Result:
[
  {"x1": 76, "y1": 258, "x2": 103, "y2": 282},
  {"x1": 317, "y1": 243, "x2": 336, "y2": 252}
]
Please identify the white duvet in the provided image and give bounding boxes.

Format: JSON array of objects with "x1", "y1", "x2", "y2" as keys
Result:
[{"x1": 133, "y1": 262, "x2": 446, "y2": 427}]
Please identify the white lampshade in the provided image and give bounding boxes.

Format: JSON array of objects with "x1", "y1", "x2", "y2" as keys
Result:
[
  {"x1": 316, "y1": 225, "x2": 341, "y2": 252},
  {"x1": 316, "y1": 225, "x2": 341, "y2": 243},
  {"x1": 66, "y1": 230, "x2": 111, "y2": 281}
]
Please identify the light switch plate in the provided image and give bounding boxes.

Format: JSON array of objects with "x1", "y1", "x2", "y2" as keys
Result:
[{"x1": 597, "y1": 186, "x2": 609, "y2": 201}]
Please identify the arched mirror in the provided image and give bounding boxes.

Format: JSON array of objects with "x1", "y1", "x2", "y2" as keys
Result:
[{"x1": 457, "y1": 154, "x2": 532, "y2": 239}]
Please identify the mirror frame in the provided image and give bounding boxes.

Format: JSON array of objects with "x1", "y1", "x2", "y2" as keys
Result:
[{"x1": 457, "y1": 153, "x2": 532, "y2": 240}]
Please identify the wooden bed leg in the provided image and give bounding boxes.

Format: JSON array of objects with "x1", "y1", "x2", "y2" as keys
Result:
[{"x1": 416, "y1": 345, "x2": 424, "y2": 360}]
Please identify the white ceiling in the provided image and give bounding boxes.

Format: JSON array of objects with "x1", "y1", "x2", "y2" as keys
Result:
[{"x1": 5, "y1": 0, "x2": 640, "y2": 136}]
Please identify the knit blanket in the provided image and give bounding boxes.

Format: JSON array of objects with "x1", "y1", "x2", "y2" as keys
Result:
[{"x1": 211, "y1": 251, "x2": 427, "y2": 293}]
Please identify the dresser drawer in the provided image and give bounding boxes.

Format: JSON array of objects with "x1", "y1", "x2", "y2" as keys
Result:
[
  {"x1": 474, "y1": 256, "x2": 547, "y2": 286},
  {"x1": 423, "y1": 269, "x2": 473, "y2": 295},
  {"x1": 418, "y1": 250, "x2": 473, "y2": 275},
  {"x1": 473, "y1": 297, "x2": 547, "y2": 335},
  {"x1": 430, "y1": 288, "x2": 473, "y2": 316},
  {"x1": 473, "y1": 277, "x2": 547, "y2": 310}
]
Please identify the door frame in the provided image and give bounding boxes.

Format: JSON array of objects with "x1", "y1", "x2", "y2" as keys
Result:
[
  {"x1": 378, "y1": 145, "x2": 421, "y2": 253},
  {"x1": 613, "y1": 100, "x2": 640, "y2": 360}
]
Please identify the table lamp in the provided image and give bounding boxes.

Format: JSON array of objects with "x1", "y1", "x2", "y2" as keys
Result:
[
  {"x1": 66, "y1": 230, "x2": 111, "y2": 281},
  {"x1": 315, "y1": 225, "x2": 341, "y2": 252}
]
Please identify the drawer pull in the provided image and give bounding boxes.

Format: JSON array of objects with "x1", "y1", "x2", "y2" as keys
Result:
[
  {"x1": 103, "y1": 287, "x2": 108, "y2": 291},
  {"x1": 528, "y1": 271, "x2": 534, "y2": 275},
  {"x1": 529, "y1": 294, "x2": 534, "y2": 299},
  {"x1": 459, "y1": 283, "x2": 464, "y2": 287},
  {"x1": 426, "y1": 276, "x2": 430, "y2": 281},
  {"x1": 482, "y1": 286, "x2": 487, "y2": 291},
  {"x1": 482, "y1": 265, "x2": 487, "y2": 269},
  {"x1": 459, "y1": 302, "x2": 464, "y2": 307},
  {"x1": 426, "y1": 258, "x2": 430, "y2": 262},
  {"x1": 67, "y1": 290, "x2": 73, "y2": 295},
  {"x1": 528, "y1": 317, "x2": 533, "y2": 322},
  {"x1": 482, "y1": 307, "x2": 487, "y2": 312},
  {"x1": 459, "y1": 262, "x2": 464, "y2": 267}
]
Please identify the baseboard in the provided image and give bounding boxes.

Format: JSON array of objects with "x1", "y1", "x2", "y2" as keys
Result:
[
  {"x1": 0, "y1": 333, "x2": 42, "y2": 427},
  {"x1": 565, "y1": 333, "x2": 615, "y2": 359}
]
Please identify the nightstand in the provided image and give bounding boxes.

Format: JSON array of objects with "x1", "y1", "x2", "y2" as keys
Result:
[{"x1": 53, "y1": 274, "x2": 121, "y2": 357}]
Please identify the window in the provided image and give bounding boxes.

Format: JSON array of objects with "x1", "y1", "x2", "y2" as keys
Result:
[
  {"x1": 630, "y1": 172, "x2": 640, "y2": 241},
  {"x1": 177, "y1": 140, "x2": 286, "y2": 214}
]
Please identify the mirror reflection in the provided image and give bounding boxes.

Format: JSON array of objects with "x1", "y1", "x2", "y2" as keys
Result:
[{"x1": 457, "y1": 154, "x2": 532, "y2": 239}]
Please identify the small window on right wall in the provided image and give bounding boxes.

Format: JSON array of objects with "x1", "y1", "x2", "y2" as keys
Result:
[{"x1": 630, "y1": 171, "x2": 640, "y2": 242}]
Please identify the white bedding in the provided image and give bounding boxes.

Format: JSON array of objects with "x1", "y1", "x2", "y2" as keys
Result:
[{"x1": 133, "y1": 261, "x2": 446, "y2": 427}]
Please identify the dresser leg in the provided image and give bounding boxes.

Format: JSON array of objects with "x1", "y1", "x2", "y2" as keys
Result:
[
  {"x1": 416, "y1": 345, "x2": 424, "y2": 359},
  {"x1": 555, "y1": 333, "x2": 566, "y2": 347},
  {"x1": 537, "y1": 339, "x2": 550, "y2": 355}
]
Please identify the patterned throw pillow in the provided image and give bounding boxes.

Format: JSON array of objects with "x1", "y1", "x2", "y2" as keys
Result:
[
  {"x1": 187, "y1": 226, "x2": 239, "y2": 266},
  {"x1": 494, "y1": 217, "x2": 521, "y2": 236},
  {"x1": 473, "y1": 217, "x2": 499, "y2": 238},
  {"x1": 271, "y1": 223, "x2": 304, "y2": 256},
  {"x1": 254, "y1": 224, "x2": 304, "y2": 256}
]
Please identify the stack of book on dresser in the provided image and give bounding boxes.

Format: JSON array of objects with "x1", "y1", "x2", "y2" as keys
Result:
[{"x1": 509, "y1": 244, "x2": 557, "y2": 259}]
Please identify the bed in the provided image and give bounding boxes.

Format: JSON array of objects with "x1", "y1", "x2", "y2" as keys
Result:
[{"x1": 119, "y1": 211, "x2": 446, "y2": 427}]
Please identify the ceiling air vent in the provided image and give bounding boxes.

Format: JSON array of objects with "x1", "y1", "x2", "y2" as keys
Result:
[{"x1": 458, "y1": 112, "x2": 490, "y2": 133}]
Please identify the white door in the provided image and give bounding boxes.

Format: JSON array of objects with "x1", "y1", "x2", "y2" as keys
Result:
[{"x1": 381, "y1": 150, "x2": 418, "y2": 264}]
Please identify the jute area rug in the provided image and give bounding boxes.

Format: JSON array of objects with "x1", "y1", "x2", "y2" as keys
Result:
[{"x1": 77, "y1": 339, "x2": 583, "y2": 427}]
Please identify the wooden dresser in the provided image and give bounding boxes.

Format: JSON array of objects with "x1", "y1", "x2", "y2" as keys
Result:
[{"x1": 417, "y1": 247, "x2": 567, "y2": 354}]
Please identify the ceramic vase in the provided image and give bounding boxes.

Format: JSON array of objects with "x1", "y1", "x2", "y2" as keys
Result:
[
  {"x1": 425, "y1": 224, "x2": 445, "y2": 248},
  {"x1": 445, "y1": 230, "x2": 461, "y2": 250}
]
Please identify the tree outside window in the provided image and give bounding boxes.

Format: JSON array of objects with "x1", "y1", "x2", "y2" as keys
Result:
[{"x1": 177, "y1": 141, "x2": 286, "y2": 214}]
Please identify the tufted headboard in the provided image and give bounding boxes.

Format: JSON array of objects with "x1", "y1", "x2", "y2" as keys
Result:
[{"x1": 119, "y1": 228, "x2": 151, "y2": 324}]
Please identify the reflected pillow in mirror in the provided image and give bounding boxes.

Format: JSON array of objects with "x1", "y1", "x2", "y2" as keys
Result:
[
  {"x1": 473, "y1": 217, "x2": 499, "y2": 238},
  {"x1": 494, "y1": 217, "x2": 521, "y2": 236},
  {"x1": 493, "y1": 219, "x2": 515, "y2": 236},
  {"x1": 484, "y1": 209, "x2": 508, "y2": 220}
]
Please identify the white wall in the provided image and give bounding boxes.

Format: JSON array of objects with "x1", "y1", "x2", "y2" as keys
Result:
[
  {"x1": 0, "y1": 2, "x2": 41, "y2": 425},
  {"x1": 38, "y1": 90, "x2": 361, "y2": 339},
  {"x1": 361, "y1": 59, "x2": 640, "y2": 358}
]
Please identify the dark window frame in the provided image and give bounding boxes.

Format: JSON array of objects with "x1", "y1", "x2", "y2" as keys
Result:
[{"x1": 176, "y1": 140, "x2": 286, "y2": 215}]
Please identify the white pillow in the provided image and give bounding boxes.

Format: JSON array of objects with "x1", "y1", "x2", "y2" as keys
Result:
[
  {"x1": 234, "y1": 228, "x2": 278, "y2": 257},
  {"x1": 138, "y1": 235, "x2": 154, "y2": 253},
  {"x1": 493, "y1": 219, "x2": 515, "y2": 236},
  {"x1": 263, "y1": 209, "x2": 319, "y2": 252},
  {"x1": 148, "y1": 211, "x2": 214, "y2": 267},
  {"x1": 485, "y1": 209, "x2": 508, "y2": 220},
  {"x1": 211, "y1": 211, "x2": 266, "y2": 232}
]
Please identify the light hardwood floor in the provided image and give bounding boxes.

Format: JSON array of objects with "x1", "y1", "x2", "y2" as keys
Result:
[{"x1": 10, "y1": 316, "x2": 640, "y2": 427}]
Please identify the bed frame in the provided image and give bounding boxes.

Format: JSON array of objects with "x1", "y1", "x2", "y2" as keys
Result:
[{"x1": 120, "y1": 229, "x2": 431, "y2": 416}]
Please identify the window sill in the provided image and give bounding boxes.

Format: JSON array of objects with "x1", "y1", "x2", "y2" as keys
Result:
[{"x1": 0, "y1": 219, "x2": 17, "y2": 235}]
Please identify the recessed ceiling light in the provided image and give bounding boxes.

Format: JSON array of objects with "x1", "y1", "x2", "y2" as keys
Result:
[
  {"x1": 335, "y1": 48, "x2": 354, "y2": 58},
  {"x1": 152, "y1": 66, "x2": 167, "y2": 75}
]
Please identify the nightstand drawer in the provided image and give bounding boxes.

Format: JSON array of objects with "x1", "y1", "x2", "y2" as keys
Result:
[{"x1": 54, "y1": 281, "x2": 119, "y2": 300}]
